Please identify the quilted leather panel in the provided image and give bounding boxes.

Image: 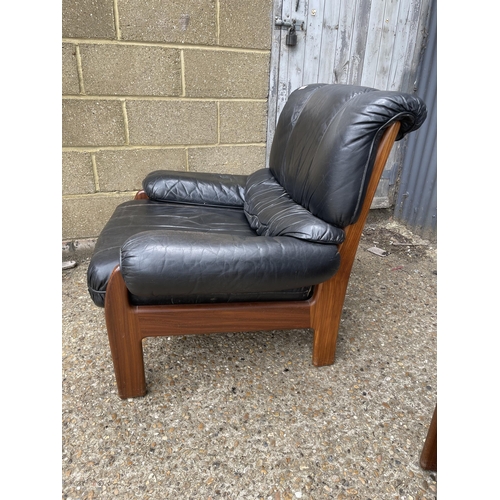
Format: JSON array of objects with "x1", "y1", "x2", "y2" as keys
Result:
[{"x1": 143, "y1": 170, "x2": 247, "y2": 207}]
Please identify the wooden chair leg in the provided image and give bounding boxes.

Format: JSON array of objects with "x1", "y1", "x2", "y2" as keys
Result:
[
  {"x1": 105, "y1": 267, "x2": 147, "y2": 399},
  {"x1": 310, "y1": 274, "x2": 349, "y2": 366},
  {"x1": 310, "y1": 314, "x2": 341, "y2": 366}
]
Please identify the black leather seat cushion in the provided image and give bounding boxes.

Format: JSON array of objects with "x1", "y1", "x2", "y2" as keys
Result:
[{"x1": 87, "y1": 199, "x2": 340, "y2": 307}]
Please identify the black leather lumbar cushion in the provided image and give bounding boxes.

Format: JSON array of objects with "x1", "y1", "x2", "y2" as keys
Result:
[{"x1": 244, "y1": 168, "x2": 345, "y2": 244}]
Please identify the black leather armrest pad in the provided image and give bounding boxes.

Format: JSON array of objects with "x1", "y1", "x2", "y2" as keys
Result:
[
  {"x1": 120, "y1": 230, "x2": 340, "y2": 298},
  {"x1": 143, "y1": 170, "x2": 247, "y2": 207}
]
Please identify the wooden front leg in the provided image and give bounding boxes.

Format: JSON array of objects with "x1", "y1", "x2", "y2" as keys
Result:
[{"x1": 104, "y1": 267, "x2": 147, "y2": 399}]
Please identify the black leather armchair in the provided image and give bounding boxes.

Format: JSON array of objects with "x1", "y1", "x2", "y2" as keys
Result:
[{"x1": 87, "y1": 84, "x2": 427, "y2": 398}]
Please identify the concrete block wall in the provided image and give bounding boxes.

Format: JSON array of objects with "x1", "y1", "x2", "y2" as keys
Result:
[{"x1": 62, "y1": 0, "x2": 273, "y2": 241}]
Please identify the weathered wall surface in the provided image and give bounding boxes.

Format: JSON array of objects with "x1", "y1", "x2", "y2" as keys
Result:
[{"x1": 62, "y1": 0, "x2": 272, "y2": 240}]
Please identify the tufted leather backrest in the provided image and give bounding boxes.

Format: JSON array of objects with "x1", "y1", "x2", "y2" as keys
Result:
[{"x1": 266, "y1": 84, "x2": 427, "y2": 228}]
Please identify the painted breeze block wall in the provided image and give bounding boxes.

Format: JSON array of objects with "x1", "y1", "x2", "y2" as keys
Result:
[{"x1": 62, "y1": 0, "x2": 272, "y2": 240}]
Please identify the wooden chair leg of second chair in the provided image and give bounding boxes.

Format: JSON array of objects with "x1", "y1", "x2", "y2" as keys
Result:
[{"x1": 420, "y1": 405, "x2": 437, "y2": 471}]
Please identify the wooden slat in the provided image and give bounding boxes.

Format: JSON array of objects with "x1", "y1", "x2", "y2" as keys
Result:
[
  {"x1": 301, "y1": 0, "x2": 323, "y2": 84},
  {"x1": 266, "y1": 0, "x2": 284, "y2": 168},
  {"x1": 347, "y1": 0, "x2": 371, "y2": 85},
  {"x1": 282, "y1": 0, "x2": 307, "y2": 105},
  {"x1": 333, "y1": 0, "x2": 357, "y2": 85},
  {"x1": 276, "y1": 0, "x2": 295, "y2": 115},
  {"x1": 374, "y1": 0, "x2": 401, "y2": 90},
  {"x1": 360, "y1": 0, "x2": 387, "y2": 88},
  {"x1": 387, "y1": 0, "x2": 419, "y2": 90},
  {"x1": 400, "y1": 0, "x2": 433, "y2": 93},
  {"x1": 316, "y1": 0, "x2": 341, "y2": 83}
]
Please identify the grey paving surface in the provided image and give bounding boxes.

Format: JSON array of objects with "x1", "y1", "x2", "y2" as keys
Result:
[{"x1": 62, "y1": 210, "x2": 437, "y2": 500}]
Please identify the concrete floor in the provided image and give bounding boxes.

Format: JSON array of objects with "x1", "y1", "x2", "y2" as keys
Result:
[{"x1": 62, "y1": 210, "x2": 437, "y2": 499}]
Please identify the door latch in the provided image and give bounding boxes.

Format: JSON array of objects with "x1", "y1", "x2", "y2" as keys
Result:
[
  {"x1": 275, "y1": 17, "x2": 304, "y2": 31},
  {"x1": 275, "y1": 18, "x2": 304, "y2": 47}
]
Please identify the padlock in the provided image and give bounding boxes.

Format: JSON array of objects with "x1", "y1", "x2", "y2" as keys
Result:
[{"x1": 286, "y1": 26, "x2": 297, "y2": 46}]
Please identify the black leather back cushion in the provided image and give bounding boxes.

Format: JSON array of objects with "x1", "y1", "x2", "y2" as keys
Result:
[{"x1": 268, "y1": 84, "x2": 427, "y2": 228}]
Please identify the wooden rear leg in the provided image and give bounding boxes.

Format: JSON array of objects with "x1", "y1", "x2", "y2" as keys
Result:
[
  {"x1": 310, "y1": 272, "x2": 350, "y2": 366},
  {"x1": 310, "y1": 123, "x2": 402, "y2": 367},
  {"x1": 104, "y1": 267, "x2": 147, "y2": 399}
]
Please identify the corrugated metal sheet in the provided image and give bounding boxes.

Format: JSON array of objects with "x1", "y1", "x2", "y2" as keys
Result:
[{"x1": 394, "y1": 0, "x2": 437, "y2": 241}]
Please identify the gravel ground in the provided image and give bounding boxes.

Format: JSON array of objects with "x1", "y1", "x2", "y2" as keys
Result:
[{"x1": 62, "y1": 210, "x2": 437, "y2": 500}]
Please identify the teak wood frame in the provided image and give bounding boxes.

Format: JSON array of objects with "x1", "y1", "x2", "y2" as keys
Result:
[{"x1": 104, "y1": 122, "x2": 401, "y2": 399}]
